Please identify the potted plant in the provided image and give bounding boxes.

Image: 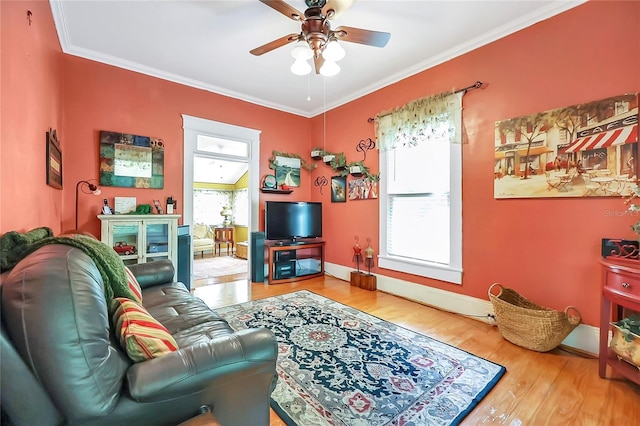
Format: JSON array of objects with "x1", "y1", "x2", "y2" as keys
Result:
[
  {"x1": 330, "y1": 153, "x2": 347, "y2": 170},
  {"x1": 323, "y1": 153, "x2": 335, "y2": 164},
  {"x1": 310, "y1": 147, "x2": 324, "y2": 160}
]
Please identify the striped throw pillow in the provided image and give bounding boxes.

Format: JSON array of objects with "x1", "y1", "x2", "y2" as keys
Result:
[
  {"x1": 111, "y1": 297, "x2": 178, "y2": 362},
  {"x1": 123, "y1": 266, "x2": 143, "y2": 304}
]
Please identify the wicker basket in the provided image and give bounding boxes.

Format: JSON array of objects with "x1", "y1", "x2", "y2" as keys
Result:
[{"x1": 488, "y1": 283, "x2": 581, "y2": 352}]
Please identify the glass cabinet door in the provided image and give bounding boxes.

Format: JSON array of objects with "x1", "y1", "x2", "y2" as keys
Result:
[
  {"x1": 111, "y1": 222, "x2": 140, "y2": 266},
  {"x1": 146, "y1": 221, "x2": 170, "y2": 261}
]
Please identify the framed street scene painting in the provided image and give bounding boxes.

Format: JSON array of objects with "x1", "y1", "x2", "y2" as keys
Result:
[{"x1": 494, "y1": 93, "x2": 638, "y2": 198}]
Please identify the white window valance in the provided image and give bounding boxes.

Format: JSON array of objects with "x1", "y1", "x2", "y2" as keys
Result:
[{"x1": 375, "y1": 91, "x2": 463, "y2": 150}]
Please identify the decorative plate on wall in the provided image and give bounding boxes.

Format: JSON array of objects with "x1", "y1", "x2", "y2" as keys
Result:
[{"x1": 263, "y1": 174, "x2": 277, "y2": 189}]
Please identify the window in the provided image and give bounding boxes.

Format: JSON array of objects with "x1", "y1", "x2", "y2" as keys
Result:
[
  {"x1": 376, "y1": 92, "x2": 462, "y2": 284},
  {"x1": 233, "y1": 188, "x2": 248, "y2": 226}
]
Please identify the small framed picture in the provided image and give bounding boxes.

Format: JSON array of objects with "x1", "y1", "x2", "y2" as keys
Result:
[
  {"x1": 331, "y1": 176, "x2": 347, "y2": 202},
  {"x1": 46, "y1": 128, "x2": 62, "y2": 189},
  {"x1": 153, "y1": 199, "x2": 164, "y2": 214}
]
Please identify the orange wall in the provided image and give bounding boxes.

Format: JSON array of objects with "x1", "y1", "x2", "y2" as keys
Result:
[
  {"x1": 1, "y1": 0, "x2": 64, "y2": 234},
  {"x1": 2, "y1": 1, "x2": 639, "y2": 327},
  {"x1": 61, "y1": 56, "x2": 311, "y2": 237},
  {"x1": 315, "y1": 0, "x2": 640, "y2": 326}
]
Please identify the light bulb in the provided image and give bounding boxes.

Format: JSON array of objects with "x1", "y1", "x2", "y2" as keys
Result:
[
  {"x1": 291, "y1": 42, "x2": 313, "y2": 60},
  {"x1": 320, "y1": 60, "x2": 340, "y2": 77},
  {"x1": 291, "y1": 59, "x2": 312, "y2": 75},
  {"x1": 322, "y1": 40, "x2": 345, "y2": 62}
]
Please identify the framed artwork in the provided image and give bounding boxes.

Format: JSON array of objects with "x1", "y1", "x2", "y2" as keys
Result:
[
  {"x1": 99, "y1": 130, "x2": 164, "y2": 188},
  {"x1": 331, "y1": 176, "x2": 347, "y2": 202},
  {"x1": 348, "y1": 177, "x2": 378, "y2": 200},
  {"x1": 494, "y1": 93, "x2": 638, "y2": 199},
  {"x1": 275, "y1": 155, "x2": 301, "y2": 187},
  {"x1": 46, "y1": 128, "x2": 62, "y2": 189}
]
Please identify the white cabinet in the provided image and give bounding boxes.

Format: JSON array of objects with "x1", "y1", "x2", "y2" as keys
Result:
[{"x1": 98, "y1": 214, "x2": 181, "y2": 280}]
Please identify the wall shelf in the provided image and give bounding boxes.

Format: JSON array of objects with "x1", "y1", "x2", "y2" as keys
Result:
[{"x1": 260, "y1": 188, "x2": 293, "y2": 194}]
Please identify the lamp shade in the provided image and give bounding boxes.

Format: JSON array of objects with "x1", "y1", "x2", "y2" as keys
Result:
[
  {"x1": 291, "y1": 42, "x2": 313, "y2": 60},
  {"x1": 320, "y1": 60, "x2": 340, "y2": 77},
  {"x1": 291, "y1": 59, "x2": 312, "y2": 75},
  {"x1": 322, "y1": 40, "x2": 345, "y2": 62}
]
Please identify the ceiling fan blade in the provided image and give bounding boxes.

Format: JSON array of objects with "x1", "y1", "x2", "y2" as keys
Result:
[
  {"x1": 333, "y1": 26, "x2": 390, "y2": 47},
  {"x1": 250, "y1": 33, "x2": 300, "y2": 56},
  {"x1": 314, "y1": 55, "x2": 325, "y2": 74},
  {"x1": 323, "y1": 0, "x2": 355, "y2": 19},
  {"x1": 259, "y1": 0, "x2": 303, "y2": 21}
]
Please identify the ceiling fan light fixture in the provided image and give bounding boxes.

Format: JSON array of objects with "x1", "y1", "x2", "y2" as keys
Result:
[
  {"x1": 291, "y1": 58, "x2": 312, "y2": 75},
  {"x1": 291, "y1": 42, "x2": 313, "y2": 60},
  {"x1": 322, "y1": 40, "x2": 345, "y2": 62},
  {"x1": 320, "y1": 60, "x2": 340, "y2": 77}
]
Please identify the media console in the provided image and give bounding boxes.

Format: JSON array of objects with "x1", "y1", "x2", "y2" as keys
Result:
[{"x1": 266, "y1": 240, "x2": 325, "y2": 284}]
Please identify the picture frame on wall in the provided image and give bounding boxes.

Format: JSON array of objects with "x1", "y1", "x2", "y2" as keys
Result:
[
  {"x1": 494, "y1": 93, "x2": 638, "y2": 199},
  {"x1": 46, "y1": 128, "x2": 62, "y2": 189},
  {"x1": 331, "y1": 176, "x2": 347, "y2": 202}
]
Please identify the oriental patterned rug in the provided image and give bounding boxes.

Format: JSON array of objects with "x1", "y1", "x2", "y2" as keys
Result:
[
  {"x1": 217, "y1": 290, "x2": 506, "y2": 426},
  {"x1": 192, "y1": 255, "x2": 247, "y2": 281}
]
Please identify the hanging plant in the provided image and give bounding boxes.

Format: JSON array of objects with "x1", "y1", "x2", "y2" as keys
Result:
[
  {"x1": 330, "y1": 153, "x2": 347, "y2": 170},
  {"x1": 269, "y1": 151, "x2": 317, "y2": 171},
  {"x1": 345, "y1": 161, "x2": 379, "y2": 181},
  {"x1": 311, "y1": 147, "x2": 324, "y2": 160}
]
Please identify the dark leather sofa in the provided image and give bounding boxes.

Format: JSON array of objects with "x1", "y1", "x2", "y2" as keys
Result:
[{"x1": 1, "y1": 244, "x2": 278, "y2": 425}]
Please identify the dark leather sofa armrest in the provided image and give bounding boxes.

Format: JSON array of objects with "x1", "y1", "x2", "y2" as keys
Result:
[
  {"x1": 126, "y1": 328, "x2": 277, "y2": 402},
  {"x1": 126, "y1": 260, "x2": 175, "y2": 289}
]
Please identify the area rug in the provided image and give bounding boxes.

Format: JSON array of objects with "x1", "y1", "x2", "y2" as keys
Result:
[
  {"x1": 217, "y1": 290, "x2": 506, "y2": 426},
  {"x1": 192, "y1": 255, "x2": 247, "y2": 280}
]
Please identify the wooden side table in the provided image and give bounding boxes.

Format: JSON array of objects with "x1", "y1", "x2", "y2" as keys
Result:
[
  {"x1": 214, "y1": 227, "x2": 234, "y2": 256},
  {"x1": 599, "y1": 258, "x2": 640, "y2": 385}
]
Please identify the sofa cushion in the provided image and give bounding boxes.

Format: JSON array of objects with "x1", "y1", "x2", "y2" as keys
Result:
[
  {"x1": 1, "y1": 245, "x2": 129, "y2": 421},
  {"x1": 111, "y1": 297, "x2": 179, "y2": 362},
  {"x1": 124, "y1": 266, "x2": 143, "y2": 303}
]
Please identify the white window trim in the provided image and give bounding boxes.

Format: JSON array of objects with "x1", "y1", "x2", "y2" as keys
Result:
[{"x1": 378, "y1": 141, "x2": 463, "y2": 284}]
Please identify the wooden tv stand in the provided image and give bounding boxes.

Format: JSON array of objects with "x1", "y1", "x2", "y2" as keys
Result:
[{"x1": 266, "y1": 241, "x2": 325, "y2": 284}]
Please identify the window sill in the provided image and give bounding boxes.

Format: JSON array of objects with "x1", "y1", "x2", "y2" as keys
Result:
[{"x1": 378, "y1": 256, "x2": 462, "y2": 284}]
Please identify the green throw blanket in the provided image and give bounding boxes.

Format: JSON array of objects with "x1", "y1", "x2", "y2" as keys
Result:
[{"x1": 0, "y1": 227, "x2": 136, "y2": 302}]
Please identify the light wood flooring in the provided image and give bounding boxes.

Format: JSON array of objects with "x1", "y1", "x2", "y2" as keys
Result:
[{"x1": 192, "y1": 275, "x2": 640, "y2": 426}]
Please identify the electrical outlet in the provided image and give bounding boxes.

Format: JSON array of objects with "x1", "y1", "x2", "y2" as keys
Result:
[{"x1": 486, "y1": 313, "x2": 497, "y2": 326}]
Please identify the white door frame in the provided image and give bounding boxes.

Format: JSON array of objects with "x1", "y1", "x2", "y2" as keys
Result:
[{"x1": 182, "y1": 115, "x2": 261, "y2": 282}]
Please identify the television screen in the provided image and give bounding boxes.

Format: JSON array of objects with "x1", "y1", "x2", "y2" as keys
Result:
[{"x1": 265, "y1": 201, "x2": 322, "y2": 241}]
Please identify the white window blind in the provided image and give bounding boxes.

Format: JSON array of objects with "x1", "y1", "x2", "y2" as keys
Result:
[{"x1": 376, "y1": 91, "x2": 462, "y2": 284}]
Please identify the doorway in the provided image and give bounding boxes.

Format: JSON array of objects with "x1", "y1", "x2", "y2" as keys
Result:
[{"x1": 182, "y1": 115, "x2": 261, "y2": 288}]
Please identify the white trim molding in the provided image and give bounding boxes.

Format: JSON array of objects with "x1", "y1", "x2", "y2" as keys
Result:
[{"x1": 324, "y1": 262, "x2": 599, "y2": 356}]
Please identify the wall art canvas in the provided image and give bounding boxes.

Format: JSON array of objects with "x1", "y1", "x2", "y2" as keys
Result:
[
  {"x1": 494, "y1": 93, "x2": 638, "y2": 199},
  {"x1": 99, "y1": 130, "x2": 164, "y2": 188},
  {"x1": 348, "y1": 177, "x2": 378, "y2": 200},
  {"x1": 46, "y1": 128, "x2": 62, "y2": 189},
  {"x1": 331, "y1": 176, "x2": 347, "y2": 202},
  {"x1": 275, "y1": 155, "x2": 301, "y2": 187}
]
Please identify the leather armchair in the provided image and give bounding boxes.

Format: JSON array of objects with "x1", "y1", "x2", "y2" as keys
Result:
[{"x1": 1, "y1": 244, "x2": 277, "y2": 425}]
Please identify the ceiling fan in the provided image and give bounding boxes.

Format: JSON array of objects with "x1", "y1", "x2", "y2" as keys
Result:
[{"x1": 250, "y1": 0, "x2": 391, "y2": 75}]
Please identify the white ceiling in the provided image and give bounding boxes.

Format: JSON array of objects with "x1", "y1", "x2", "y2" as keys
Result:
[
  {"x1": 193, "y1": 156, "x2": 248, "y2": 184},
  {"x1": 50, "y1": 0, "x2": 586, "y2": 118}
]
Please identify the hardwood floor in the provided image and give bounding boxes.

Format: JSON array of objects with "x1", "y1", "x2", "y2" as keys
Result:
[{"x1": 194, "y1": 275, "x2": 640, "y2": 426}]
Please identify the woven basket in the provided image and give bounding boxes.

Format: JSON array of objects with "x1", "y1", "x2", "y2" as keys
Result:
[{"x1": 488, "y1": 283, "x2": 581, "y2": 352}]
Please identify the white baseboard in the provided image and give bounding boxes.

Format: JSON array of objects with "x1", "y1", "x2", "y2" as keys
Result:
[{"x1": 325, "y1": 262, "x2": 599, "y2": 356}]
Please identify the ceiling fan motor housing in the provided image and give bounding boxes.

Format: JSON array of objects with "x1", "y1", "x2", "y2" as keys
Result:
[{"x1": 302, "y1": 12, "x2": 331, "y2": 58}]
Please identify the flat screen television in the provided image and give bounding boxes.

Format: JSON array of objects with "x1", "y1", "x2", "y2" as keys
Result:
[{"x1": 265, "y1": 201, "x2": 322, "y2": 242}]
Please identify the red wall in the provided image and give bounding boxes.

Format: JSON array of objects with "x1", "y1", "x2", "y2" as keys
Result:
[
  {"x1": 315, "y1": 0, "x2": 640, "y2": 326},
  {"x1": 2, "y1": 1, "x2": 639, "y2": 327},
  {"x1": 1, "y1": 0, "x2": 64, "y2": 234},
  {"x1": 61, "y1": 57, "x2": 311, "y2": 237}
]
